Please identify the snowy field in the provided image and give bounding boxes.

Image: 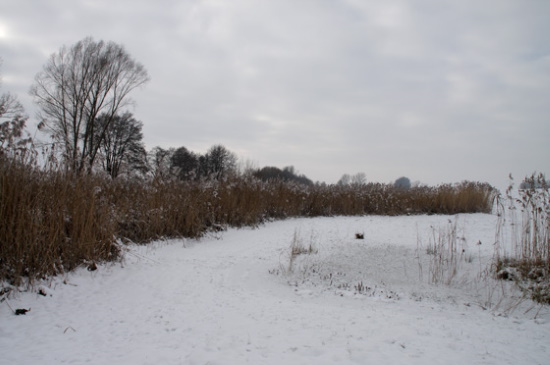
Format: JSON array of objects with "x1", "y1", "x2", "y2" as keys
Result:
[{"x1": 2, "y1": 214, "x2": 549, "y2": 364}]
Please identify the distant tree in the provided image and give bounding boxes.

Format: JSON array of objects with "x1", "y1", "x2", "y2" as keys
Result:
[
  {"x1": 283, "y1": 166, "x2": 296, "y2": 176},
  {"x1": 282, "y1": 166, "x2": 313, "y2": 185},
  {"x1": 350, "y1": 172, "x2": 367, "y2": 186},
  {"x1": 30, "y1": 37, "x2": 149, "y2": 173},
  {"x1": 1, "y1": 61, "x2": 31, "y2": 158},
  {"x1": 394, "y1": 176, "x2": 411, "y2": 189},
  {"x1": 338, "y1": 173, "x2": 366, "y2": 186},
  {"x1": 148, "y1": 146, "x2": 174, "y2": 180},
  {"x1": 253, "y1": 166, "x2": 281, "y2": 181},
  {"x1": 196, "y1": 154, "x2": 210, "y2": 179},
  {"x1": 171, "y1": 146, "x2": 198, "y2": 180},
  {"x1": 238, "y1": 158, "x2": 259, "y2": 178},
  {"x1": 0, "y1": 92, "x2": 31, "y2": 158},
  {"x1": 125, "y1": 144, "x2": 148, "y2": 176},
  {"x1": 337, "y1": 174, "x2": 351, "y2": 186},
  {"x1": 148, "y1": 144, "x2": 238, "y2": 181},
  {"x1": 96, "y1": 112, "x2": 145, "y2": 178},
  {"x1": 253, "y1": 165, "x2": 313, "y2": 185},
  {"x1": 204, "y1": 144, "x2": 237, "y2": 179}
]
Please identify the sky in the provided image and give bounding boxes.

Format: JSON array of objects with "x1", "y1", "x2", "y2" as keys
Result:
[{"x1": 0, "y1": 0, "x2": 549, "y2": 188}]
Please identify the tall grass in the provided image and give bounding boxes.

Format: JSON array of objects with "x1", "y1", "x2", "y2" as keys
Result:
[
  {"x1": 0, "y1": 158, "x2": 117, "y2": 285},
  {"x1": 424, "y1": 220, "x2": 464, "y2": 286},
  {"x1": 0, "y1": 153, "x2": 497, "y2": 285},
  {"x1": 494, "y1": 173, "x2": 549, "y2": 304}
]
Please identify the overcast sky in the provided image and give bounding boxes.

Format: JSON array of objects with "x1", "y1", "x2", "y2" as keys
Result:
[{"x1": 1, "y1": 0, "x2": 549, "y2": 188}]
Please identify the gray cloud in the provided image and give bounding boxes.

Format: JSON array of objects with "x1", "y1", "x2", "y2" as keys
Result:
[{"x1": 0, "y1": 0, "x2": 548, "y2": 188}]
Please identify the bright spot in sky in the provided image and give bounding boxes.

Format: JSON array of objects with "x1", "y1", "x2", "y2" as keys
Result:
[{"x1": 0, "y1": 23, "x2": 7, "y2": 39}]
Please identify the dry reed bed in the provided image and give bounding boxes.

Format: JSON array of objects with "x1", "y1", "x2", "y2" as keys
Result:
[
  {"x1": 0, "y1": 159, "x2": 496, "y2": 285},
  {"x1": 494, "y1": 174, "x2": 549, "y2": 304}
]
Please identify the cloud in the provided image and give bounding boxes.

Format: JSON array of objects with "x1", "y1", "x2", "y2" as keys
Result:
[{"x1": 0, "y1": 0, "x2": 548, "y2": 187}]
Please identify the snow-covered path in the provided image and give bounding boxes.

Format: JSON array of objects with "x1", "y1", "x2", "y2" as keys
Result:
[{"x1": 1, "y1": 215, "x2": 549, "y2": 364}]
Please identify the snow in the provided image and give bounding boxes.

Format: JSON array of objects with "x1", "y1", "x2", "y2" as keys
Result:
[{"x1": 1, "y1": 214, "x2": 549, "y2": 364}]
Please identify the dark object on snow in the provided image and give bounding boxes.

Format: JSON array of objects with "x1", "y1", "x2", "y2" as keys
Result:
[
  {"x1": 496, "y1": 268, "x2": 518, "y2": 281},
  {"x1": 355, "y1": 233, "x2": 364, "y2": 239},
  {"x1": 38, "y1": 289, "x2": 47, "y2": 296},
  {"x1": 87, "y1": 262, "x2": 98, "y2": 271},
  {"x1": 15, "y1": 308, "x2": 30, "y2": 315}
]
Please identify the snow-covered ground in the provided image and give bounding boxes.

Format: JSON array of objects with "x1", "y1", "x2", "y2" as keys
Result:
[{"x1": 2, "y1": 214, "x2": 549, "y2": 364}]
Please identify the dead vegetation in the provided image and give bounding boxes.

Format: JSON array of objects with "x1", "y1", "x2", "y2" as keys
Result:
[
  {"x1": 0, "y1": 149, "x2": 497, "y2": 285},
  {"x1": 494, "y1": 173, "x2": 549, "y2": 304}
]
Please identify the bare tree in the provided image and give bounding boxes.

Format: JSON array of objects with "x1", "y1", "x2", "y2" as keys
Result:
[
  {"x1": 96, "y1": 112, "x2": 144, "y2": 178},
  {"x1": 338, "y1": 173, "x2": 366, "y2": 186},
  {"x1": 0, "y1": 93, "x2": 28, "y2": 154},
  {"x1": 171, "y1": 146, "x2": 199, "y2": 180},
  {"x1": 351, "y1": 172, "x2": 367, "y2": 186},
  {"x1": 0, "y1": 62, "x2": 31, "y2": 158},
  {"x1": 125, "y1": 144, "x2": 148, "y2": 176},
  {"x1": 30, "y1": 37, "x2": 149, "y2": 173},
  {"x1": 148, "y1": 146, "x2": 174, "y2": 181},
  {"x1": 337, "y1": 174, "x2": 351, "y2": 186},
  {"x1": 205, "y1": 144, "x2": 237, "y2": 180}
]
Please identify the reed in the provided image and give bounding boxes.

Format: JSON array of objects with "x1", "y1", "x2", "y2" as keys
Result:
[
  {"x1": 494, "y1": 173, "x2": 549, "y2": 304},
  {"x1": 0, "y1": 158, "x2": 117, "y2": 285},
  {"x1": 0, "y1": 154, "x2": 498, "y2": 285}
]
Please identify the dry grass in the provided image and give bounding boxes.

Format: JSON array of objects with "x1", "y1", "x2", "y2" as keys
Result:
[
  {"x1": 0, "y1": 152, "x2": 498, "y2": 285},
  {"x1": 494, "y1": 173, "x2": 549, "y2": 304},
  {"x1": 287, "y1": 229, "x2": 318, "y2": 273},
  {"x1": 423, "y1": 219, "x2": 468, "y2": 286},
  {"x1": 0, "y1": 159, "x2": 117, "y2": 286}
]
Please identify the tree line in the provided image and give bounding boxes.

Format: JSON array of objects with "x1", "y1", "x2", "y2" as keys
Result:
[
  {"x1": 2, "y1": 37, "x2": 538, "y2": 189},
  {"x1": 0, "y1": 37, "x2": 313, "y2": 184}
]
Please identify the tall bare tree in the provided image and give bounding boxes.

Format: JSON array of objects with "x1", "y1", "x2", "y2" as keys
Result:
[{"x1": 30, "y1": 37, "x2": 149, "y2": 173}]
